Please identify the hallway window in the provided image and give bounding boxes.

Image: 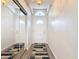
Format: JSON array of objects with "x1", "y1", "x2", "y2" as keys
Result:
[{"x1": 35, "y1": 11, "x2": 45, "y2": 16}]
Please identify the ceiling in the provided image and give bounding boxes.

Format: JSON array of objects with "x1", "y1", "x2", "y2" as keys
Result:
[
  {"x1": 24, "y1": 0, "x2": 74, "y2": 16},
  {"x1": 24, "y1": 0, "x2": 54, "y2": 12},
  {"x1": 2, "y1": 0, "x2": 75, "y2": 16}
]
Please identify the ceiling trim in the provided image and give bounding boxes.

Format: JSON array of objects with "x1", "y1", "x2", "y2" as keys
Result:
[
  {"x1": 47, "y1": 0, "x2": 54, "y2": 15},
  {"x1": 24, "y1": 0, "x2": 32, "y2": 15}
]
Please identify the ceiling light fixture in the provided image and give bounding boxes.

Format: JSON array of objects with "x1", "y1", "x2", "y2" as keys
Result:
[
  {"x1": 1, "y1": 0, "x2": 10, "y2": 4},
  {"x1": 35, "y1": 0, "x2": 44, "y2": 5}
]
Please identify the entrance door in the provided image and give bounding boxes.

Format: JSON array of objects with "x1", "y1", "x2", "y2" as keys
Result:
[{"x1": 32, "y1": 9, "x2": 48, "y2": 43}]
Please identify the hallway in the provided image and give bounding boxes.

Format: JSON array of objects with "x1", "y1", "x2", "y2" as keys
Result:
[{"x1": 1, "y1": 0, "x2": 78, "y2": 59}]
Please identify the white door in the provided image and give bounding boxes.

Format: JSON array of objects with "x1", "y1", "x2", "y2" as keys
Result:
[{"x1": 32, "y1": 9, "x2": 48, "y2": 43}]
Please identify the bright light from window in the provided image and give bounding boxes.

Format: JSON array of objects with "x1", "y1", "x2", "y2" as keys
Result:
[
  {"x1": 36, "y1": 20, "x2": 43, "y2": 25},
  {"x1": 35, "y1": 11, "x2": 45, "y2": 16}
]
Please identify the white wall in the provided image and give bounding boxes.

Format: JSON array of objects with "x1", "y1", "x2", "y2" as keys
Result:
[
  {"x1": 1, "y1": 4, "x2": 31, "y2": 50},
  {"x1": 48, "y1": 0, "x2": 78, "y2": 59},
  {"x1": 1, "y1": 4, "x2": 15, "y2": 50},
  {"x1": 1, "y1": 4, "x2": 28, "y2": 50},
  {"x1": 26, "y1": 15, "x2": 32, "y2": 49},
  {"x1": 32, "y1": 16, "x2": 48, "y2": 43},
  {"x1": 15, "y1": 14, "x2": 28, "y2": 49},
  {"x1": 15, "y1": 15, "x2": 33, "y2": 49},
  {"x1": 15, "y1": 16, "x2": 26, "y2": 43}
]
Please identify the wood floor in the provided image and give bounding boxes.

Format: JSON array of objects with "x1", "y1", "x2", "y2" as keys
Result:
[
  {"x1": 21, "y1": 50, "x2": 28, "y2": 59},
  {"x1": 21, "y1": 43, "x2": 55, "y2": 59},
  {"x1": 1, "y1": 43, "x2": 55, "y2": 59}
]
